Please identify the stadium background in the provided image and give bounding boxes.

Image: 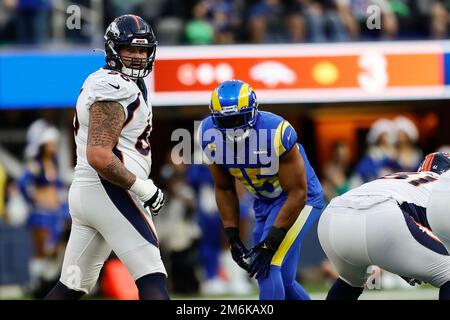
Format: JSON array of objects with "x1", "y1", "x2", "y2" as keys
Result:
[{"x1": 1, "y1": 0, "x2": 450, "y2": 300}]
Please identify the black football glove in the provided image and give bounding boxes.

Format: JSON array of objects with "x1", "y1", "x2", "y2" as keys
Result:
[
  {"x1": 245, "y1": 226, "x2": 287, "y2": 279},
  {"x1": 225, "y1": 227, "x2": 250, "y2": 271}
]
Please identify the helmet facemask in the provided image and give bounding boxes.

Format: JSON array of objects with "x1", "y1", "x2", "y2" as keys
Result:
[
  {"x1": 211, "y1": 107, "x2": 258, "y2": 143},
  {"x1": 211, "y1": 107, "x2": 257, "y2": 131},
  {"x1": 106, "y1": 39, "x2": 156, "y2": 79}
]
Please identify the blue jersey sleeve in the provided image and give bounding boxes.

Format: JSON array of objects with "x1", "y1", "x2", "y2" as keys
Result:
[{"x1": 274, "y1": 120, "x2": 298, "y2": 157}]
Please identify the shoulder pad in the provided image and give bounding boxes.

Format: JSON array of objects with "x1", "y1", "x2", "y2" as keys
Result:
[{"x1": 91, "y1": 74, "x2": 134, "y2": 100}]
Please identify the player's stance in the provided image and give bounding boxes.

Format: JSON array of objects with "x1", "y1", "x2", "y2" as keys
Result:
[
  {"x1": 318, "y1": 152, "x2": 450, "y2": 300},
  {"x1": 45, "y1": 15, "x2": 168, "y2": 300},
  {"x1": 198, "y1": 80, "x2": 324, "y2": 300}
]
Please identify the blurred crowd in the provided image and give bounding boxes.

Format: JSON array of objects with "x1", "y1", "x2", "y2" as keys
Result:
[
  {"x1": 1, "y1": 0, "x2": 450, "y2": 46},
  {"x1": 2, "y1": 114, "x2": 448, "y2": 298},
  {"x1": 321, "y1": 116, "x2": 432, "y2": 204}
]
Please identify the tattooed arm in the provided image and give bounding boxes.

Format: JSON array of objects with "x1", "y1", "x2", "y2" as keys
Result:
[{"x1": 86, "y1": 101, "x2": 136, "y2": 189}]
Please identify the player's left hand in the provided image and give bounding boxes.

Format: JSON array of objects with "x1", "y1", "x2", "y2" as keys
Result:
[{"x1": 245, "y1": 226, "x2": 287, "y2": 279}]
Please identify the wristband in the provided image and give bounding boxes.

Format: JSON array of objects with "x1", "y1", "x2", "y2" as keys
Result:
[
  {"x1": 129, "y1": 178, "x2": 156, "y2": 200},
  {"x1": 224, "y1": 227, "x2": 240, "y2": 241},
  {"x1": 265, "y1": 226, "x2": 287, "y2": 251}
]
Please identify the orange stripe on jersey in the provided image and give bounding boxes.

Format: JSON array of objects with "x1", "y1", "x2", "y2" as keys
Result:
[
  {"x1": 127, "y1": 191, "x2": 159, "y2": 243},
  {"x1": 414, "y1": 221, "x2": 443, "y2": 244}
]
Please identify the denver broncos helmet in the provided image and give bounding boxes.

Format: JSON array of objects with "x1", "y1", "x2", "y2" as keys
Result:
[
  {"x1": 418, "y1": 152, "x2": 450, "y2": 175},
  {"x1": 104, "y1": 14, "x2": 157, "y2": 79},
  {"x1": 209, "y1": 80, "x2": 258, "y2": 131}
]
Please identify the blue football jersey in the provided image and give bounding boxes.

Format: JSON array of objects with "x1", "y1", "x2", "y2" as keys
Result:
[{"x1": 198, "y1": 111, "x2": 323, "y2": 208}]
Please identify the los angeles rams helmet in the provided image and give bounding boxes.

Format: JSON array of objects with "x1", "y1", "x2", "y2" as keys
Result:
[
  {"x1": 418, "y1": 152, "x2": 450, "y2": 175},
  {"x1": 104, "y1": 14, "x2": 157, "y2": 79},
  {"x1": 209, "y1": 80, "x2": 258, "y2": 131}
]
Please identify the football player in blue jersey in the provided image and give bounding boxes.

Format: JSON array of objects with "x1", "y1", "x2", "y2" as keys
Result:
[{"x1": 197, "y1": 79, "x2": 324, "y2": 300}]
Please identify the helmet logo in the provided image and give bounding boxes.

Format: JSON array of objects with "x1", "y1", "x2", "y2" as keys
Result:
[{"x1": 107, "y1": 22, "x2": 120, "y2": 37}]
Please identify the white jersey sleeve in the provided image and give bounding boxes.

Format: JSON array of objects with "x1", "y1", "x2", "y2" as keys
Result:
[
  {"x1": 86, "y1": 70, "x2": 138, "y2": 116},
  {"x1": 329, "y1": 171, "x2": 440, "y2": 209}
]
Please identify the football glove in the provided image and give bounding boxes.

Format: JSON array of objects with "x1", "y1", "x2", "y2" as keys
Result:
[
  {"x1": 225, "y1": 227, "x2": 250, "y2": 271},
  {"x1": 129, "y1": 178, "x2": 165, "y2": 216},
  {"x1": 245, "y1": 226, "x2": 287, "y2": 279}
]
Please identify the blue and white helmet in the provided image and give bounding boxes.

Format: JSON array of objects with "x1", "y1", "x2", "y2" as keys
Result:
[{"x1": 209, "y1": 80, "x2": 258, "y2": 131}]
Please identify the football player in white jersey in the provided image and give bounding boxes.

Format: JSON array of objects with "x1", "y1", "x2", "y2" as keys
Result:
[
  {"x1": 45, "y1": 15, "x2": 168, "y2": 300},
  {"x1": 318, "y1": 152, "x2": 450, "y2": 300},
  {"x1": 427, "y1": 154, "x2": 450, "y2": 264}
]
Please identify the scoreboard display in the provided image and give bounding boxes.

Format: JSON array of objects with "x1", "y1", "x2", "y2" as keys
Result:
[{"x1": 1, "y1": 41, "x2": 450, "y2": 108}]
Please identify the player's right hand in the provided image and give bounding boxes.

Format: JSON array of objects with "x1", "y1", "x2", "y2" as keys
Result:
[
  {"x1": 130, "y1": 178, "x2": 165, "y2": 215},
  {"x1": 225, "y1": 227, "x2": 249, "y2": 271}
]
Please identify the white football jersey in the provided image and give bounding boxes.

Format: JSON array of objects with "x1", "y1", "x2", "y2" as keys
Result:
[
  {"x1": 329, "y1": 171, "x2": 440, "y2": 209},
  {"x1": 72, "y1": 67, "x2": 152, "y2": 185}
]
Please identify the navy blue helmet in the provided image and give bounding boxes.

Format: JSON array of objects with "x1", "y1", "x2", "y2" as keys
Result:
[
  {"x1": 104, "y1": 15, "x2": 157, "y2": 79},
  {"x1": 418, "y1": 152, "x2": 450, "y2": 175}
]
